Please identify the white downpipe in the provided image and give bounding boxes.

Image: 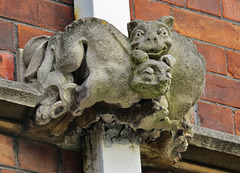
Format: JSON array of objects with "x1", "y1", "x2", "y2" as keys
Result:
[
  {"x1": 73, "y1": 2, "x2": 141, "y2": 173},
  {"x1": 74, "y1": 0, "x2": 130, "y2": 35},
  {"x1": 84, "y1": 128, "x2": 142, "y2": 173}
]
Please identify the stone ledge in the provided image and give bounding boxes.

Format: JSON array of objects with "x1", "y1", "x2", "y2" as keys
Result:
[
  {"x1": 0, "y1": 77, "x2": 40, "y2": 107},
  {"x1": 142, "y1": 126, "x2": 240, "y2": 171},
  {"x1": 190, "y1": 125, "x2": 240, "y2": 157}
]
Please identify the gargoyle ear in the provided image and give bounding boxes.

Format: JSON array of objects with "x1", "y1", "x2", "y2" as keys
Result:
[
  {"x1": 158, "y1": 16, "x2": 174, "y2": 31},
  {"x1": 127, "y1": 19, "x2": 143, "y2": 37}
]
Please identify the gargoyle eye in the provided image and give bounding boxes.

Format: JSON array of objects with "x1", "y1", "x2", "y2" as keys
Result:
[
  {"x1": 163, "y1": 31, "x2": 168, "y2": 36},
  {"x1": 157, "y1": 28, "x2": 169, "y2": 36},
  {"x1": 135, "y1": 30, "x2": 144, "y2": 37}
]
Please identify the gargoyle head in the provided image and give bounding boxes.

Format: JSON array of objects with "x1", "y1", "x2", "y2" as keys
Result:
[
  {"x1": 130, "y1": 53, "x2": 176, "y2": 99},
  {"x1": 128, "y1": 17, "x2": 176, "y2": 99},
  {"x1": 128, "y1": 16, "x2": 174, "y2": 60}
]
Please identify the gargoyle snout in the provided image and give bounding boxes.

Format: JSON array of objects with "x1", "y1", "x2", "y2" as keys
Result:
[{"x1": 145, "y1": 35, "x2": 158, "y2": 43}]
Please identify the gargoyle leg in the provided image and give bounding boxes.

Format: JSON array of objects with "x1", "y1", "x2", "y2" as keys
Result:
[
  {"x1": 71, "y1": 78, "x2": 99, "y2": 116},
  {"x1": 152, "y1": 96, "x2": 169, "y2": 114}
]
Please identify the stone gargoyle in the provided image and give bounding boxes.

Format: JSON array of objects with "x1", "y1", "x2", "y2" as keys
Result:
[{"x1": 20, "y1": 16, "x2": 205, "y2": 160}]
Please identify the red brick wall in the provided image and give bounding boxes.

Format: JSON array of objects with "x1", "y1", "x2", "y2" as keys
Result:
[
  {"x1": 129, "y1": 0, "x2": 240, "y2": 135},
  {"x1": 0, "y1": 133, "x2": 83, "y2": 173}
]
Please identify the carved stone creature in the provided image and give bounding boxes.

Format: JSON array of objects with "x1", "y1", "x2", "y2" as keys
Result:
[
  {"x1": 129, "y1": 17, "x2": 176, "y2": 99},
  {"x1": 126, "y1": 17, "x2": 205, "y2": 132},
  {"x1": 20, "y1": 16, "x2": 205, "y2": 163},
  {"x1": 22, "y1": 17, "x2": 179, "y2": 126},
  {"x1": 128, "y1": 17, "x2": 176, "y2": 116}
]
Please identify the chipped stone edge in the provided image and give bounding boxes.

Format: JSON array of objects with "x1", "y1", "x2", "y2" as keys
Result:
[
  {"x1": 0, "y1": 77, "x2": 41, "y2": 107},
  {"x1": 190, "y1": 125, "x2": 240, "y2": 157}
]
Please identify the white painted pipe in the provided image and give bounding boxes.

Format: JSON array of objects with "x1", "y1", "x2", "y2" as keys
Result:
[{"x1": 74, "y1": 0, "x2": 130, "y2": 35}]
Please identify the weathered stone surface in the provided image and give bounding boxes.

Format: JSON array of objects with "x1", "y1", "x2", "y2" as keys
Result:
[
  {"x1": 190, "y1": 125, "x2": 240, "y2": 156},
  {"x1": 181, "y1": 145, "x2": 240, "y2": 172},
  {"x1": 141, "y1": 126, "x2": 240, "y2": 171},
  {"x1": 179, "y1": 125, "x2": 240, "y2": 172}
]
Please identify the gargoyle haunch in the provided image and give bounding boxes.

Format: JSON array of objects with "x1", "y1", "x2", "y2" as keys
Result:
[{"x1": 22, "y1": 16, "x2": 205, "y2": 133}]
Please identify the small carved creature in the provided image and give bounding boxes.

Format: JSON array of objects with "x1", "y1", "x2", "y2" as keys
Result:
[{"x1": 128, "y1": 17, "x2": 176, "y2": 99}]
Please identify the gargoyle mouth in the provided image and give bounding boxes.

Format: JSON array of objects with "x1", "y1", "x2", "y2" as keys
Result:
[
  {"x1": 147, "y1": 47, "x2": 168, "y2": 60},
  {"x1": 131, "y1": 81, "x2": 170, "y2": 99}
]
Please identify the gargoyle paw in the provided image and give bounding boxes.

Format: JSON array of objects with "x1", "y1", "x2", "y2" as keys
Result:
[
  {"x1": 50, "y1": 101, "x2": 68, "y2": 119},
  {"x1": 35, "y1": 105, "x2": 52, "y2": 125}
]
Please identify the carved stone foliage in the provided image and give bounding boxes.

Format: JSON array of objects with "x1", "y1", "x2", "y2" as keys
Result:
[{"x1": 19, "y1": 16, "x2": 206, "y2": 162}]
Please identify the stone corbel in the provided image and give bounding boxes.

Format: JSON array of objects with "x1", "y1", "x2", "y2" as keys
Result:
[{"x1": 0, "y1": 16, "x2": 206, "y2": 165}]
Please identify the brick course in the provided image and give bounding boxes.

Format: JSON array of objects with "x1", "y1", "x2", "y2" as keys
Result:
[
  {"x1": 235, "y1": 111, "x2": 240, "y2": 135},
  {"x1": 0, "y1": 20, "x2": 14, "y2": 51},
  {"x1": 1, "y1": 170, "x2": 17, "y2": 173},
  {"x1": 159, "y1": 0, "x2": 185, "y2": 7},
  {"x1": 134, "y1": 0, "x2": 171, "y2": 21},
  {"x1": 0, "y1": 134, "x2": 15, "y2": 166},
  {"x1": 173, "y1": 8, "x2": 240, "y2": 51},
  {"x1": 129, "y1": 0, "x2": 134, "y2": 20},
  {"x1": 0, "y1": 52, "x2": 15, "y2": 80},
  {"x1": 18, "y1": 139, "x2": 58, "y2": 173},
  {"x1": 18, "y1": 25, "x2": 54, "y2": 48},
  {"x1": 198, "y1": 101, "x2": 234, "y2": 134},
  {"x1": 0, "y1": 0, "x2": 74, "y2": 31},
  {"x1": 222, "y1": 0, "x2": 240, "y2": 22},
  {"x1": 202, "y1": 73, "x2": 240, "y2": 108},
  {"x1": 187, "y1": 0, "x2": 221, "y2": 16},
  {"x1": 195, "y1": 42, "x2": 227, "y2": 75},
  {"x1": 226, "y1": 50, "x2": 240, "y2": 80},
  {"x1": 0, "y1": 134, "x2": 86, "y2": 173},
  {"x1": 62, "y1": 149, "x2": 83, "y2": 173}
]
